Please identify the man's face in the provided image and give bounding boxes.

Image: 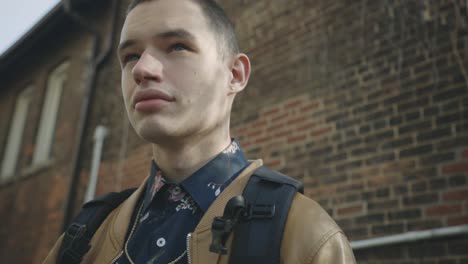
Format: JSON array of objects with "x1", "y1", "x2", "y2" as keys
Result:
[{"x1": 119, "y1": 0, "x2": 234, "y2": 144}]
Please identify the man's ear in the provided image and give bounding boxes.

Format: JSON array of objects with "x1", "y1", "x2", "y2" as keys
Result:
[{"x1": 228, "y1": 53, "x2": 251, "y2": 94}]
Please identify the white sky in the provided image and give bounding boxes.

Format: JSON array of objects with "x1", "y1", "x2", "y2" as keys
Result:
[{"x1": 0, "y1": 0, "x2": 60, "y2": 56}]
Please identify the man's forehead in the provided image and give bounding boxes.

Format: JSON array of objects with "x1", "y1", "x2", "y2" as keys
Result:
[
  {"x1": 125, "y1": 0, "x2": 204, "y2": 27},
  {"x1": 127, "y1": 0, "x2": 198, "y2": 13},
  {"x1": 121, "y1": 0, "x2": 208, "y2": 41}
]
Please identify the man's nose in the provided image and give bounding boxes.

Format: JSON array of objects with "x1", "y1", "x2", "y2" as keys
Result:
[{"x1": 131, "y1": 52, "x2": 163, "y2": 85}]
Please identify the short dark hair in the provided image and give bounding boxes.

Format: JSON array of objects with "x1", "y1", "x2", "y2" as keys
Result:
[{"x1": 127, "y1": 0, "x2": 239, "y2": 58}]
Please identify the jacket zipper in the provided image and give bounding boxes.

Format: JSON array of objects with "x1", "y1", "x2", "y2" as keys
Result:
[
  {"x1": 186, "y1": 233, "x2": 192, "y2": 264},
  {"x1": 110, "y1": 251, "x2": 123, "y2": 264}
]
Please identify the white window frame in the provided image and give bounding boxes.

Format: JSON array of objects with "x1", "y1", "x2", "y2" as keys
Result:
[
  {"x1": 1, "y1": 86, "x2": 33, "y2": 181},
  {"x1": 32, "y1": 61, "x2": 70, "y2": 165}
]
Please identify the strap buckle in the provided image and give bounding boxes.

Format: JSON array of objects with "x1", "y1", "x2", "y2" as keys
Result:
[
  {"x1": 59, "y1": 223, "x2": 90, "y2": 263},
  {"x1": 246, "y1": 204, "x2": 275, "y2": 220},
  {"x1": 66, "y1": 223, "x2": 87, "y2": 239}
]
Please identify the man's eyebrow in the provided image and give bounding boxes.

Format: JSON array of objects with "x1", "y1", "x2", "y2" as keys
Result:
[
  {"x1": 118, "y1": 29, "x2": 196, "y2": 53},
  {"x1": 156, "y1": 29, "x2": 196, "y2": 41},
  {"x1": 118, "y1": 40, "x2": 136, "y2": 54}
]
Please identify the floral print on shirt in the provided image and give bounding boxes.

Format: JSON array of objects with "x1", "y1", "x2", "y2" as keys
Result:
[
  {"x1": 118, "y1": 139, "x2": 248, "y2": 264},
  {"x1": 222, "y1": 140, "x2": 240, "y2": 154},
  {"x1": 168, "y1": 186, "x2": 185, "y2": 202},
  {"x1": 149, "y1": 170, "x2": 165, "y2": 202},
  {"x1": 175, "y1": 197, "x2": 198, "y2": 214},
  {"x1": 207, "y1": 182, "x2": 223, "y2": 197}
]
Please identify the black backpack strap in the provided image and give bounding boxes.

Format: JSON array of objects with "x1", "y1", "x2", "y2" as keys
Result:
[
  {"x1": 229, "y1": 166, "x2": 304, "y2": 264},
  {"x1": 57, "y1": 188, "x2": 136, "y2": 264}
]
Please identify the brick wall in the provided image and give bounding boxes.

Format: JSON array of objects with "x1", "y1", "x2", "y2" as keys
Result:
[
  {"x1": 222, "y1": 0, "x2": 468, "y2": 263},
  {"x1": 1, "y1": 0, "x2": 468, "y2": 263}
]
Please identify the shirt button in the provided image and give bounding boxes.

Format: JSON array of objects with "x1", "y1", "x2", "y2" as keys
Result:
[
  {"x1": 173, "y1": 186, "x2": 181, "y2": 194},
  {"x1": 156, "y1": 237, "x2": 166, "y2": 247}
]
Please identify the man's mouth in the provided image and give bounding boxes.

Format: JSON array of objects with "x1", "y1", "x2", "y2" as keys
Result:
[{"x1": 133, "y1": 89, "x2": 175, "y2": 111}]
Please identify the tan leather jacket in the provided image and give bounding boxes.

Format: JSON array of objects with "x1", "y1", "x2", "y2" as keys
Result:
[{"x1": 43, "y1": 160, "x2": 356, "y2": 263}]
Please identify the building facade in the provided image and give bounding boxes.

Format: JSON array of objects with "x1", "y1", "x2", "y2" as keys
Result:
[{"x1": 0, "y1": 0, "x2": 467, "y2": 263}]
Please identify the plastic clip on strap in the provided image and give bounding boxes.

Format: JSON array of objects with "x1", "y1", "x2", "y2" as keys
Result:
[
  {"x1": 210, "y1": 196, "x2": 246, "y2": 255},
  {"x1": 57, "y1": 188, "x2": 137, "y2": 264}
]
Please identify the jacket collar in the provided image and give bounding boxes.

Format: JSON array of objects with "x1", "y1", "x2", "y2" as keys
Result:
[
  {"x1": 194, "y1": 159, "x2": 263, "y2": 231},
  {"x1": 110, "y1": 174, "x2": 148, "y2": 251},
  {"x1": 187, "y1": 160, "x2": 263, "y2": 264}
]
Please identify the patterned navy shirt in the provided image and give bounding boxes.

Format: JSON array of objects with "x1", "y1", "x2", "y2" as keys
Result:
[{"x1": 116, "y1": 140, "x2": 248, "y2": 264}]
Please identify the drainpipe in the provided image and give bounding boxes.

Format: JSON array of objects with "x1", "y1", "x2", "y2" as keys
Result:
[
  {"x1": 351, "y1": 224, "x2": 468, "y2": 250},
  {"x1": 83, "y1": 125, "x2": 108, "y2": 203},
  {"x1": 61, "y1": 0, "x2": 120, "y2": 231}
]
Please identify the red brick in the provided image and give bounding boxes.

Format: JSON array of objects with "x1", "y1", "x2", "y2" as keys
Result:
[
  {"x1": 337, "y1": 204, "x2": 364, "y2": 216},
  {"x1": 337, "y1": 182, "x2": 365, "y2": 192},
  {"x1": 271, "y1": 112, "x2": 289, "y2": 123},
  {"x1": 311, "y1": 126, "x2": 333, "y2": 137},
  {"x1": 268, "y1": 123, "x2": 284, "y2": 131},
  {"x1": 442, "y1": 162, "x2": 468, "y2": 174},
  {"x1": 425, "y1": 204, "x2": 462, "y2": 217},
  {"x1": 255, "y1": 136, "x2": 272, "y2": 144},
  {"x1": 300, "y1": 102, "x2": 321, "y2": 112},
  {"x1": 352, "y1": 167, "x2": 380, "y2": 180},
  {"x1": 252, "y1": 119, "x2": 268, "y2": 128},
  {"x1": 443, "y1": 189, "x2": 468, "y2": 201},
  {"x1": 247, "y1": 129, "x2": 264, "y2": 138},
  {"x1": 463, "y1": 149, "x2": 468, "y2": 159},
  {"x1": 297, "y1": 121, "x2": 317, "y2": 131},
  {"x1": 287, "y1": 134, "x2": 307, "y2": 144},
  {"x1": 447, "y1": 216, "x2": 468, "y2": 226},
  {"x1": 24, "y1": 143, "x2": 35, "y2": 156},
  {"x1": 382, "y1": 160, "x2": 417, "y2": 173},
  {"x1": 262, "y1": 107, "x2": 280, "y2": 117},
  {"x1": 274, "y1": 130, "x2": 292, "y2": 138},
  {"x1": 305, "y1": 189, "x2": 319, "y2": 199},
  {"x1": 232, "y1": 126, "x2": 248, "y2": 134},
  {"x1": 46, "y1": 176, "x2": 67, "y2": 210},
  {"x1": 265, "y1": 158, "x2": 281, "y2": 167},
  {"x1": 287, "y1": 116, "x2": 308, "y2": 126},
  {"x1": 367, "y1": 174, "x2": 398, "y2": 188},
  {"x1": 242, "y1": 141, "x2": 253, "y2": 149},
  {"x1": 283, "y1": 98, "x2": 304, "y2": 109},
  {"x1": 315, "y1": 186, "x2": 337, "y2": 197}
]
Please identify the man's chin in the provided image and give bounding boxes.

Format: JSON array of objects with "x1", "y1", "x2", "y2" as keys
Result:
[
  {"x1": 135, "y1": 124, "x2": 181, "y2": 144},
  {"x1": 132, "y1": 116, "x2": 171, "y2": 141},
  {"x1": 137, "y1": 128, "x2": 169, "y2": 143}
]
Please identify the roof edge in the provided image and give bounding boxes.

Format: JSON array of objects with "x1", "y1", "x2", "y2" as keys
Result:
[{"x1": 0, "y1": 2, "x2": 63, "y2": 63}]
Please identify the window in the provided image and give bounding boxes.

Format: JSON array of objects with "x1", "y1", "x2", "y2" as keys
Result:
[
  {"x1": 1, "y1": 87, "x2": 33, "y2": 181},
  {"x1": 32, "y1": 61, "x2": 70, "y2": 165}
]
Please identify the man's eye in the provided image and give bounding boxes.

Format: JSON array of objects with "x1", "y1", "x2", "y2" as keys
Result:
[
  {"x1": 169, "y1": 43, "x2": 188, "y2": 52},
  {"x1": 123, "y1": 54, "x2": 140, "y2": 64}
]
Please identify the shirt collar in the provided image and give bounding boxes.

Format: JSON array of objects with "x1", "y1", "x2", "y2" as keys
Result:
[{"x1": 143, "y1": 139, "x2": 248, "y2": 213}]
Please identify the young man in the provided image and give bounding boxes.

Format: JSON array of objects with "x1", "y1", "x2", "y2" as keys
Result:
[{"x1": 44, "y1": 0, "x2": 356, "y2": 263}]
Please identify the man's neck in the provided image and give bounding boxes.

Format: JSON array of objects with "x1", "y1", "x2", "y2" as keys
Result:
[{"x1": 151, "y1": 134, "x2": 232, "y2": 183}]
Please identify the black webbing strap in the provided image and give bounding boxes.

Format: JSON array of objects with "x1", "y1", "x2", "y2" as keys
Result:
[
  {"x1": 57, "y1": 188, "x2": 136, "y2": 264},
  {"x1": 229, "y1": 166, "x2": 303, "y2": 264}
]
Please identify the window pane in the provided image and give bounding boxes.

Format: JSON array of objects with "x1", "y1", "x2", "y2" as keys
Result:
[
  {"x1": 1, "y1": 87, "x2": 33, "y2": 180},
  {"x1": 32, "y1": 61, "x2": 69, "y2": 165}
]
